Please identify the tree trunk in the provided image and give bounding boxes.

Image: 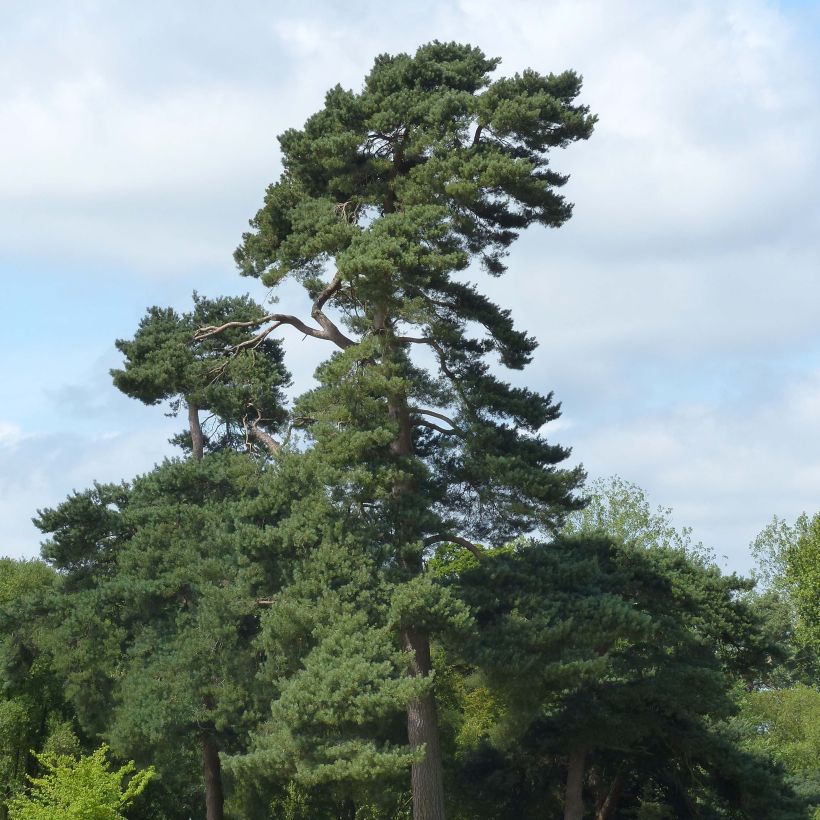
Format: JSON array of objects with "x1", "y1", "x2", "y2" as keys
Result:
[
  {"x1": 596, "y1": 771, "x2": 624, "y2": 820},
  {"x1": 564, "y1": 748, "x2": 587, "y2": 820},
  {"x1": 380, "y1": 303, "x2": 447, "y2": 820},
  {"x1": 188, "y1": 402, "x2": 205, "y2": 461},
  {"x1": 248, "y1": 423, "x2": 280, "y2": 456},
  {"x1": 202, "y1": 734, "x2": 224, "y2": 820},
  {"x1": 402, "y1": 626, "x2": 446, "y2": 820}
]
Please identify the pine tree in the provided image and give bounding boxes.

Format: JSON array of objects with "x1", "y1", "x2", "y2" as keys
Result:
[
  {"x1": 112, "y1": 293, "x2": 289, "y2": 459},
  {"x1": 209, "y1": 41, "x2": 595, "y2": 819},
  {"x1": 35, "y1": 294, "x2": 292, "y2": 820}
]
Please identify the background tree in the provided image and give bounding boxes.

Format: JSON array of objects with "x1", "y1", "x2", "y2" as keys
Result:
[
  {"x1": 112, "y1": 293, "x2": 289, "y2": 459},
  {"x1": 34, "y1": 453, "x2": 291, "y2": 820},
  {"x1": 7, "y1": 745, "x2": 153, "y2": 820},
  {"x1": 0, "y1": 560, "x2": 71, "y2": 818},
  {"x1": 206, "y1": 40, "x2": 595, "y2": 820}
]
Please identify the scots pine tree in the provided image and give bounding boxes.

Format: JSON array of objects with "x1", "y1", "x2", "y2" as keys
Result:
[
  {"x1": 207, "y1": 41, "x2": 595, "y2": 819},
  {"x1": 112, "y1": 294, "x2": 289, "y2": 459},
  {"x1": 35, "y1": 295, "x2": 292, "y2": 820}
]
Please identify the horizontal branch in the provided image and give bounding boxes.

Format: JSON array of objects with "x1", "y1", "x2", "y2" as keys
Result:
[
  {"x1": 397, "y1": 336, "x2": 435, "y2": 346},
  {"x1": 413, "y1": 419, "x2": 459, "y2": 436},
  {"x1": 195, "y1": 311, "x2": 353, "y2": 351},
  {"x1": 423, "y1": 533, "x2": 484, "y2": 561},
  {"x1": 411, "y1": 407, "x2": 457, "y2": 426}
]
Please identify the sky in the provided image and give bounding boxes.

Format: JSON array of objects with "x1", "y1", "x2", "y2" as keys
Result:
[{"x1": 2, "y1": 0, "x2": 819, "y2": 571}]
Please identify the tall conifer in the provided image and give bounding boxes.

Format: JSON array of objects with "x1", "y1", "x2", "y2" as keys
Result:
[{"x1": 210, "y1": 41, "x2": 595, "y2": 819}]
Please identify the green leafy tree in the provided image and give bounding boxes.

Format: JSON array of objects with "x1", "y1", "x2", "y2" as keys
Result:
[
  {"x1": 207, "y1": 40, "x2": 595, "y2": 820},
  {"x1": 563, "y1": 475, "x2": 713, "y2": 563},
  {"x1": 440, "y1": 479, "x2": 806, "y2": 819},
  {"x1": 739, "y1": 685, "x2": 820, "y2": 817},
  {"x1": 0, "y1": 560, "x2": 71, "y2": 817},
  {"x1": 7, "y1": 745, "x2": 153, "y2": 820},
  {"x1": 785, "y1": 514, "x2": 820, "y2": 655}
]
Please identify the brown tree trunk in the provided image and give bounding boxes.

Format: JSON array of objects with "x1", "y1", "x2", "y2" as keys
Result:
[
  {"x1": 403, "y1": 626, "x2": 446, "y2": 820},
  {"x1": 202, "y1": 734, "x2": 224, "y2": 820},
  {"x1": 247, "y1": 423, "x2": 280, "y2": 455},
  {"x1": 188, "y1": 402, "x2": 205, "y2": 461},
  {"x1": 596, "y1": 771, "x2": 624, "y2": 820},
  {"x1": 380, "y1": 301, "x2": 447, "y2": 820},
  {"x1": 564, "y1": 748, "x2": 587, "y2": 820}
]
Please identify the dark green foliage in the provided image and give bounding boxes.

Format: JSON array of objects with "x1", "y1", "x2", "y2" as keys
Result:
[
  {"x1": 0, "y1": 560, "x2": 73, "y2": 816},
  {"x1": 112, "y1": 293, "x2": 289, "y2": 455},
  {"x1": 439, "y1": 534, "x2": 806, "y2": 818},
  {"x1": 233, "y1": 40, "x2": 594, "y2": 547},
  {"x1": 34, "y1": 454, "x2": 291, "y2": 819}
]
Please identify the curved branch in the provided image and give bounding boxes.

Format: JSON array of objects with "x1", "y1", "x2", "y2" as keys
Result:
[
  {"x1": 411, "y1": 407, "x2": 457, "y2": 426},
  {"x1": 397, "y1": 336, "x2": 435, "y2": 346},
  {"x1": 243, "y1": 408, "x2": 281, "y2": 456},
  {"x1": 413, "y1": 419, "x2": 459, "y2": 436},
  {"x1": 423, "y1": 534, "x2": 484, "y2": 561},
  {"x1": 195, "y1": 310, "x2": 353, "y2": 351},
  {"x1": 311, "y1": 275, "x2": 355, "y2": 350}
]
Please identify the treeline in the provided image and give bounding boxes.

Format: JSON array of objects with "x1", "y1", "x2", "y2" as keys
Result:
[
  {"x1": 4, "y1": 472, "x2": 820, "y2": 818},
  {"x1": 3, "y1": 41, "x2": 820, "y2": 819}
]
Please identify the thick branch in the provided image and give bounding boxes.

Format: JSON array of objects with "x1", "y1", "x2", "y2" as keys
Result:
[
  {"x1": 243, "y1": 408, "x2": 281, "y2": 456},
  {"x1": 397, "y1": 336, "x2": 435, "y2": 346},
  {"x1": 315, "y1": 274, "x2": 342, "y2": 312},
  {"x1": 248, "y1": 425, "x2": 280, "y2": 456},
  {"x1": 195, "y1": 313, "x2": 343, "y2": 346},
  {"x1": 423, "y1": 534, "x2": 484, "y2": 561},
  {"x1": 414, "y1": 420, "x2": 459, "y2": 435},
  {"x1": 472, "y1": 123, "x2": 484, "y2": 147},
  {"x1": 311, "y1": 275, "x2": 355, "y2": 350},
  {"x1": 411, "y1": 407, "x2": 457, "y2": 426}
]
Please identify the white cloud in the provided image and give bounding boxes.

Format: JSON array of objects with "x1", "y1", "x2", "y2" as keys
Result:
[
  {"x1": 2, "y1": 0, "x2": 820, "y2": 573},
  {"x1": 0, "y1": 423, "x2": 22, "y2": 448},
  {"x1": 568, "y1": 367, "x2": 820, "y2": 571}
]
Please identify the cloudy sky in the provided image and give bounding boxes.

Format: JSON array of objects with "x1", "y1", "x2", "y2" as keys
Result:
[{"x1": 2, "y1": 0, "x2": 819, "y2": 571}]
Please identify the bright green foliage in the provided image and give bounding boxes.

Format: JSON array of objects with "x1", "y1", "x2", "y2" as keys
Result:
[
  {"x1": 742, "y1": 685, "x2": 820, "y2": 775},
  {"x1": 563, "y1": 475, "x2": 713, "y2": 563},
  {"x1": 750, "y1": 513, "x2": 820, "y2": 681},
  {"x1": 751, "y1": 513, "x2": 810, "y2": 592},
  {"x1": 7, "y1": 746, "x2": 153, "y2": 820},
  {"x1": 0, "y1": 560, "x2": 71, "y2": 813},
  {"x1": 786, "y1": 514, "x2": 820, "y2": 654},
  {"x1": 112, "y1": 293, "x2": 289, "y2": 454},
  {"x1": 739, "y1": 685, "x2": 820, "y2": 817}
]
